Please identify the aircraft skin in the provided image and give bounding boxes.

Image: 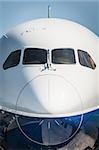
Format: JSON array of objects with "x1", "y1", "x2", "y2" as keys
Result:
[{"x1": 0, "y1": 18, "x2": 99, "y2": 118}]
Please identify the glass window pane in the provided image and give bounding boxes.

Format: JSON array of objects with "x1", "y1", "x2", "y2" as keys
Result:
[
  {"x1": 52, "y1": 48, "x2": 76, "y2": 64},
  {"x1": 78, "y1": 50, "x2": 96, "y2": 69},
  {"x1": 23, "y1": 48, "x2": 47, "y2": 64},
  {"x1": 3, "y1": 50, "x2": 21, "y2": 70}
]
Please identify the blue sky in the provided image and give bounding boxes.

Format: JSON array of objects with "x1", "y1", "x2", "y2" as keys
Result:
[{"x1": 0, "y1": 0, "x2": 99, "y2": 37}]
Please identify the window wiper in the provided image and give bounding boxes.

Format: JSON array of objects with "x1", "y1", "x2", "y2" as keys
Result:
[{"x1": 41, "y1": 50, "x2": 56, "y2": 72}]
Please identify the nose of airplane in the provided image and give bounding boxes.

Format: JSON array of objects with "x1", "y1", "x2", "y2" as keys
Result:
[{"x1": 17, "y1": 75, "x2": 82, "y2": 117}]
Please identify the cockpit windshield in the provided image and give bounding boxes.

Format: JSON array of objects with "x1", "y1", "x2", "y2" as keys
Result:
[
  {"x1": 23, "y1": 48, "x2": 47, "y2": 64},
  {"x1": 23, "y1": 48, "x2": 76, "y2": 65},
  {"x1": 52, "y1": 48, "x2": 76, "y2": 64}
]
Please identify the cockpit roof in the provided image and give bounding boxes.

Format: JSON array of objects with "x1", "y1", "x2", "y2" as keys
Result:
[{"x1": 2, "y1": 18, "x2": 97, "y2": 50}]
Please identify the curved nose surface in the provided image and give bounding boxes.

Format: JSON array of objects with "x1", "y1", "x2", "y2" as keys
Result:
[{"x1": 17, "y1": 75, "x2": 82, "y2": 117}]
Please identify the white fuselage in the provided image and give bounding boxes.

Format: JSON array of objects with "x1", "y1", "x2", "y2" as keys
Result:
[{"x1": 0, "y1": 18, "x2": 99, "y2": 118}]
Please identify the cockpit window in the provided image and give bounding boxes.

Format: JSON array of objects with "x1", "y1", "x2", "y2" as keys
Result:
[
  {"x1": 78, "y1": 50, "x2": 96, "y2": 69},
  {"x1": 23, "y1": 48, "x2": 47, "y2": 64},
  {"x1": 3, "y1": 50, "x2": 21, "y2": 70},
  {"x1": 52, "y1": 48, "x2": 76, "y2": 64}
]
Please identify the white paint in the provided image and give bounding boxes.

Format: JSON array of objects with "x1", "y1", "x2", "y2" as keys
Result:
[{"x1": 0, "y1": 18, "x2": 99, "y2": 118}]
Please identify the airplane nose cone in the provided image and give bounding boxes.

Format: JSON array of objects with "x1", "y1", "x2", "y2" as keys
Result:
[{"x1": 17, "y1": 75, "x2": 82, "y2": 117}]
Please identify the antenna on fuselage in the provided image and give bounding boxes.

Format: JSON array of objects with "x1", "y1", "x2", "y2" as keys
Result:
[{"x1": 48, "y1": 5, "x2": 51, "y2": 18}]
